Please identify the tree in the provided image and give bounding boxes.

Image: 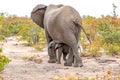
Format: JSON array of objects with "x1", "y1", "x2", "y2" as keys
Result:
[{"x1": 112, "y1": 4, "x2": 118, "y2": 17}]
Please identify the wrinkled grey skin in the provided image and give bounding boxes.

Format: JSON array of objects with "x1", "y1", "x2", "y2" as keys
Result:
[{"x1": 31, "y1": 4, "x2": 88, "y2": 67}]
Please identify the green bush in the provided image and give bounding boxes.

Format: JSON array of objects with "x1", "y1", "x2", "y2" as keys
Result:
[
  {"x1": 0, "y1": 48, "x2": 3, "y2": 53},
  {"x1": 8, "y1": 22, "x2": 23, "y2": 35},
  {"x1": 104, "y1": 31, "x2": 120, "y2": 44},
  {"x1": 111, "y1": 31, "x2": 120, "y2": 44},
  {"x1": 103, "y1": 43, "x2": 120, "y2": 55},
  {"x1": 0, "y1": 53, "x2": 11, "y2": 72},
  {"x1": 0, "y1": 35, "x2": 5, "y2": 41}
]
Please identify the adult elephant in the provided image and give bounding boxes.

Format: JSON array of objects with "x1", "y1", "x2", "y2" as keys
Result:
[{"x1": 31, "y1": 4, "x2": 88, "y2": 67}]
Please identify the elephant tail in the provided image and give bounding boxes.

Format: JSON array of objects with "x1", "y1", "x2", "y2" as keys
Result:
[{"x1": 73, "y1": 19, "x2": 91, "y2": 44}]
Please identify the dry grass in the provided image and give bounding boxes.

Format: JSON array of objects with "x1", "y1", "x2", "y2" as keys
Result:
[
  {"x1": 22, "y1": 54, "x2": 42, "y2": 64},
  {"x1": 53, "y1": 71, "x2": 120, "y2": 80}
]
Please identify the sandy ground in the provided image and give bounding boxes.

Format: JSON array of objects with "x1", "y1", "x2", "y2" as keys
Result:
[{"x1": 0, "y1": 36, "x2": 120, "y2": 80}]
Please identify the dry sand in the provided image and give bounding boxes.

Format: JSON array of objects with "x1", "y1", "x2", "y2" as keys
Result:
[{"x1": 0, "y1": 36, "x2": 120, "y2": 80}]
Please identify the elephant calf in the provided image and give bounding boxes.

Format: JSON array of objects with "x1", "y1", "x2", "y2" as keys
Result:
[{"x1": 48, "y1": 41, "x2": 70, "y2": 64}]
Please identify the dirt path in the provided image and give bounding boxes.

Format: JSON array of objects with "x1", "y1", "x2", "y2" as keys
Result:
[{"x1": 0, "y1": 36, "x2": 120, "y2": 80}]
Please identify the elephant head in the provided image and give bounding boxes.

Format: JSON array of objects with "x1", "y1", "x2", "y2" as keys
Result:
[
  {"x1": 31, "y1": 4, "x2": 64, "y2": 28},
  {"x1": 31, "y1": 4, "x2": 47, "y2": 28}
]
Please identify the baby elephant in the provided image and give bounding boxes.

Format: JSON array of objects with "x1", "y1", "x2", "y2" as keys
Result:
[
  {"x1": 56, "y1": 43, "x2": 70, "y2": 64},
  {"x1": 48, "y1": 41, "x2": 70, "y2": 64}
]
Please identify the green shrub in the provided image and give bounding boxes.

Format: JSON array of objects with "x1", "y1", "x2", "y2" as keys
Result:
[
  {"x1": 111, "y1": 31, "x2": 120, "y2": 44},
  {"x1": 0, "y1": 48, "x2": 3, "y2": 53},
  {"x1": 0, "y1": 53, "x2": 11, "y2": 72},
  {"x1": 104, "y1": 31, "x2": 120, "y2": 44},
  {"x1": 0, "y1": 35, "x2": 5, "y2": 41},
  {"x1": 103, "y1": 43, "x2": 120, "y2": 55}
]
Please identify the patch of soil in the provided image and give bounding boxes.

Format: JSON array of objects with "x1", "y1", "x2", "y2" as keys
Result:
[{"x1": 0, "y1": 36, "x2": 120, "y2": 80}]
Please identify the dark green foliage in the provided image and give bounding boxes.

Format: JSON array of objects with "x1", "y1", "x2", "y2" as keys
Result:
[
  {"x1": 104, "y1": 31, "x2": 120, "y2": 44},
  {"x1": 8, "y1": 22, "x2": 23, "y2": 35}
]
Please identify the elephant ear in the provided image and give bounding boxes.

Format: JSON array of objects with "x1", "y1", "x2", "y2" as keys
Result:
[
  {"x1": 31, "y1": 4, "x2": 47, "y2": 28},
  {"x1": 32, "y1": 4, "x2": 47, "y2": 13}
]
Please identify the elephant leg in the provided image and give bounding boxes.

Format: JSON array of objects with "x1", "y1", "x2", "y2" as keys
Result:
[
  {"x1": 63, "y1": 33, "x2": 83, "y2": 67},
  {"x1": 64, "y1": 48, "x2": 73, "y2": 66},
  {"x1": 48, "y1": 43, "x2": 56, "y2": 63},
  {"x1": 65, "y1": 45, "x2": 83, "y2": 67},
  {"x1": 56, "y1": 47, "x2": 63, "y2": 64},
  {"x1": 72, "y1": 44, "x2": 83, "y2": 67},
  {"x1": 45, "y1": 30, "x2": 56, "y2": 63},
  {"x1": 48, "y1": 48, "x2": 56, "y2": 63}
]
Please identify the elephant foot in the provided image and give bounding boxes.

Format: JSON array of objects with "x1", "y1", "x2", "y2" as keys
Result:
[
  {"x1": 48, "y1": 59, "x2": 56, "y2": 63},
  {"x1": 64, "y1": 61, "x2": 72, "y2": 66},
  {"x1": 73, "y1": 62, "x2": 83, "y2": 67}
]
